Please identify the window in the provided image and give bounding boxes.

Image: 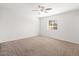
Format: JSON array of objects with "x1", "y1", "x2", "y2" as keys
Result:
[{"x1": 48, "y1": 20, "x2": 58, "y2": 30}]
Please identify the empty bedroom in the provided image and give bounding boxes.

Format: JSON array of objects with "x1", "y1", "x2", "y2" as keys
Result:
[{"x1": 0, "y1": 3, "x2": 79, "y2": 56}]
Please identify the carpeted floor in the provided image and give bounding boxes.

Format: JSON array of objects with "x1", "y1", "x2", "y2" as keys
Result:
[{"x1": 0, "y1": 36, "x2": 79, "y2": 56}]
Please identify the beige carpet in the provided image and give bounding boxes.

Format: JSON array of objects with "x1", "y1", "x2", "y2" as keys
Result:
[{"x1": 0, "y1": 36, "x2": 79, "y2": 56}]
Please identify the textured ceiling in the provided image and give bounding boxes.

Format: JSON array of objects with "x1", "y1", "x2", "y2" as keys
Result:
[{"x1": 0, "y1": 3, "x2": 79, "y2": 17}]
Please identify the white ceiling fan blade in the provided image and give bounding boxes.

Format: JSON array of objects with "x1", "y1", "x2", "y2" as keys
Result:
[
  {"x1": 44, "y1": 9, "x2": 52, "y2": 13},
  {"x1": 45, "y1": 8, "x2": 52, "y2": 10},
  {"x1": 32, "y1": 10, "x2": 40, "y2": 11}
]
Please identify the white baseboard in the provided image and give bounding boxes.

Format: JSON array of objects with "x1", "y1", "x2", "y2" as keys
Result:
[{"x1": 0, "y1": 34, "x2": 38, "y2": 43}]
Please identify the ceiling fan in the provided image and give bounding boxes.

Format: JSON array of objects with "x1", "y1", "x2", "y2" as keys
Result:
[{"x1": 32, "y1": 5, "x2": 52, "y2": 13}]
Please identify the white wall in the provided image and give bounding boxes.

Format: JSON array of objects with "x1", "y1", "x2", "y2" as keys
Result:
[
  {"x1": 0, "y1": 4, "x2": 39, "y2": 43},
  {"x1": 40, "y1": 9, "x2": 79, "y2": 44},
  {"x1": 1, "y1": 4, "x2": 79, "y2": 44}
]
